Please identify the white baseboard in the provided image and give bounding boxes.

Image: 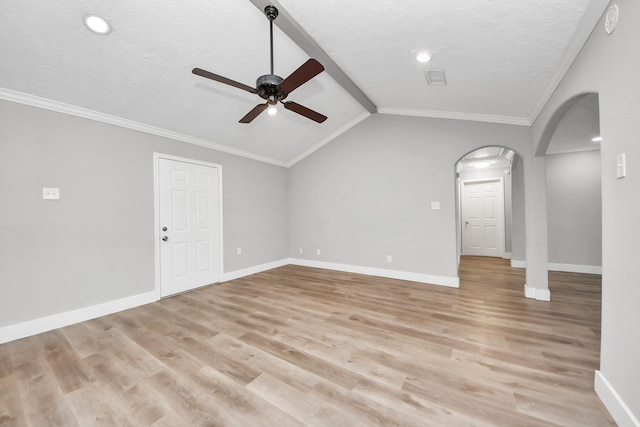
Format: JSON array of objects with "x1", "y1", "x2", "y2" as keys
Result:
[
  {"x1": 0, "y1": 258, "x2": 468, "y2": 344},
  {"x1": 595, "y1": 370, "x2": 640, "y2": 427},
  {"x1": 502, "y1": 252, "x2": 512, "y2": 260},
  {"x1": 548, "y1": 262, "x2": 602, "y2": 275},
  {"x1": 511, "y1": 260, "x2": 602, "y2": 275},
  {"x1": 289, "y1": 258, "x2": 460, "y2": 288},
  {"x1": 511, "y1": 259, "x2": 527, "y2": 269},
  {"x1": 524, "y1": 284, "x2": 551, "y2": 301},
  {"x1": 0, "y1": 258, "x2": 292, "y2": 345},
  {"x1": 0, "y1": 291, "x2": 158, "y2": 345},
  {"x1": 222, "y1": 258, "x2": 290, "y2": 282}
]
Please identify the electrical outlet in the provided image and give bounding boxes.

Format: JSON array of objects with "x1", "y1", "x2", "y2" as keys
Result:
[
  {"x1": 299, "y1": 248, "x2": 303, "y2": 254},
  {"x1": 386, "y1": 255, "x2": 392, "y2": 263},
  {"x1": 43, "y1": 187, "x2": 60, "y2": 200},
  {"x1": 236, "y1": 247, "x2": 242, "y2": 255},
  {"x1": 316, "y1": 249, "x2": 321, "y2": 256}
]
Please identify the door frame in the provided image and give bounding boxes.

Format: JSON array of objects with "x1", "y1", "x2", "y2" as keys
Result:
[
  {"x1": 459, "y1": 177, "x2": 506, "y2": 258},
  {"x1": 153, "y1": 153, "x2": 224, "y2": 299}
]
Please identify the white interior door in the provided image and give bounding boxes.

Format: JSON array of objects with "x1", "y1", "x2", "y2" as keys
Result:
[
  {"x1": 158, "y1": 157, "x2": 222, "y2": 297},
  {"x1": 461, "y1": 179, "x2": 505, "y2": 257}
]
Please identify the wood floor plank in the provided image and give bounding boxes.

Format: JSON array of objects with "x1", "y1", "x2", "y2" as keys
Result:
[
  {"x1": 207, "y1": 333, "x2": 321, "y2": 393},
  {"x1": 0, "y1": 256, "x2": 616, "y2": 426},
  {"x1": 246, "y1": 372, "x2": 360, "y2": 426},
  {"x1": 0, "y1": 374, "x2": 28, "y2": 427}
]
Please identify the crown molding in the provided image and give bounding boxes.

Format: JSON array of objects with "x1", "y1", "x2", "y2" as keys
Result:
[
  {"x1": 286, "y1": 111, "x2": 371, "y2": 167},
  {"x1": 527, "y1": 0, "x2": 610, "y2": 125},
  {"x1": 377, "y1": 107, "x2": 530, "y2": 126},
  {"x1": 0, "y1": 88, "x2": 287, "y2": 168}
]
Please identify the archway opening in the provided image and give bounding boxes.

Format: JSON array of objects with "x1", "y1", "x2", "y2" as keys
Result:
[
  {"x1": 544, "y1": 93, "x2": 602, "y2": 276},
  {"x1": 454, "y1": 146, "x2": 524, "y2": 279}
]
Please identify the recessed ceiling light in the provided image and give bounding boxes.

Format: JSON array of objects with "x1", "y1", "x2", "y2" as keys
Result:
[
  {"x1": 267, "y1": 106, "x2": 278, "y2": 116},
  {"x1": 83, "y1": 14, "x2": 111, "y2": 35},
  {"x1": 592, "y1": 136, "x2": 602, "y2": 142},
  {"x1": 416, "y1": 52, "x2": 432, "y2": 63},
  {"x1": 473, "y1": 161, "x2": 491, "y2": 169}
]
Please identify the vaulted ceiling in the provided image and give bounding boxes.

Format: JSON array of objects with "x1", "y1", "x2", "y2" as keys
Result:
[{"x1": 0, "y1": 0, "x2": 609, "y2": 166}]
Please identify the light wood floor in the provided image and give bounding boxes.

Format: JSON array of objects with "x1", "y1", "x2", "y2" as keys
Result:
[{"x1": 0, "y1": 256, "x2": 615, "y2": 426}]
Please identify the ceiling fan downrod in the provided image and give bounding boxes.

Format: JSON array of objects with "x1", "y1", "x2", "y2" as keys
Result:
[{"x1": 264, "y1": 5, "x2": 278, "y2": 76}]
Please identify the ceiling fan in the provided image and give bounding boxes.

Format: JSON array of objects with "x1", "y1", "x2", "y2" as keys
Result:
[{"x1": 192, "y1": 5, "x2": 327, "y2": 124}]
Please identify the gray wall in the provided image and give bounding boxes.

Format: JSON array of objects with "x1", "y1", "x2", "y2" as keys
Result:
[
  {"x1": 288, "y1": 113, "x2": 531, "y2": 280},
  {"x1": 511, "y1": 156, "x2": 526, "y2": 261},
  {"x1": 0, "y1": 100, "x2": 288, "y2": 328},
  {"x1": 532, "y1": 0, "x2": 640, "y2": 417},
  {"x1": 546, "y1": 150, "x2": 601, "y2": 267}
]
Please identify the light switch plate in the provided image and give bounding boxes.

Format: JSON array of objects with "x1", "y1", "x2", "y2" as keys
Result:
[
  {"x1": 616, "y1": 153, "x2": 626, "y2": 179},
  {"x1": 431, "y1": 201, "x2": 440, "y2": 210},
  {"x1": 43, "y1": 187, "x2": 60, "y2": 200}
]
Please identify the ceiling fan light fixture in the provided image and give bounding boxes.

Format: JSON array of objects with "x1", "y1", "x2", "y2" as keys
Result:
[
  {"x1": 83, "y1": 14, "x2": 111, "y2": 35},
  {"x1": 267, "y1": 106, "x2": 278, "y2": 116},
  {"x1": 416, "y1": 52, "x2": 432, "y2": 63}
]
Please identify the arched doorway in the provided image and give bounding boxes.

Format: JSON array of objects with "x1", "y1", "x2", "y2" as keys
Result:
[
  {"x1": 454, "y1": 146, "x2": 524, "y2": 272},
  {"x1": 544, "y1": 93, "x2": 602, "y2": 274}
]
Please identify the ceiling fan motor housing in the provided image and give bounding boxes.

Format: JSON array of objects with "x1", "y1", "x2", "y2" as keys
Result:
[{"x1": 256, "y1": 74, "x2": 287, "y2": 104}]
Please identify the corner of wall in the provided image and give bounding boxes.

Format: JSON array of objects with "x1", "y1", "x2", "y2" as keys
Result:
[{"x1": 595, "y1": 370, "x2": 640, "y2": 427}]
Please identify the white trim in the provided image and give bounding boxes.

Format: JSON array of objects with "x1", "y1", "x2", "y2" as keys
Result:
[
  {"x1": 153, "y1": 154, "x2": 224, "y2": 298},
  {"x1": 222, "y1": 259, "x2": 290, "y2": 282},
  {"x1": 0, "y1": 291, "x2": 157, "y2": 344},
  {"x1": 0, "y1": 88, "x2": 286, "y2": 167},
  {"x1": 378, "y1": 107, "x2": 530, "y2": 126},
  {"x1": 548, "y1": 262, "x2": 602, "y2": 275},
  {"x1": 510, "y1": 260, "x2": 602, "y2": 275},
  {"x1": 511, "y1": 259, "x2": 527, "y2": 268},
  {"x1": 502, "y1": 252, "x2": 512, "y2": 260},
  {"x1": 595, "y1": 370, "x2": 640, "y2": 427},
  {"x1": 524, "y1": 284, "x2": 551, "y2": 301},
  {"x1": 289, "y1": 258, "x2": 460, "y2": 288},
  {"x1": 527, "y1": 0, "x2": 610, "y2": 124},
  {"x1": 285, "y1": 111, "x2": 371, "y2": 167}
]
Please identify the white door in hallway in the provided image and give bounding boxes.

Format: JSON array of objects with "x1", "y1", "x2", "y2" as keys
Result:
[
  {"x1": 461, "y1": 179, "x2": 505, "y2": 257},
  {"x1": 158, "y1": 157, "x2": 222, "y2": 297}
]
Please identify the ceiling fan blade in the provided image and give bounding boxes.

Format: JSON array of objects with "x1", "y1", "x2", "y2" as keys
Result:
[
  {"x1": 279, "y1": 59, "x2": 324, "y2": 94},
  {"x1": 192, "y1": 68, "x2": 257, "y2": 94},
  {"x1": 239, "y1": 103, "x2": 269, "y2": 123},
  {"x1": 283, "y1": 101, "x2": 327, "y2": 123}
]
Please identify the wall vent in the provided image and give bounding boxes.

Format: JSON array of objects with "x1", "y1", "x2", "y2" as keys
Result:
[{"x1": 424, "y1": 69, "x2": 447, "y2": 86}]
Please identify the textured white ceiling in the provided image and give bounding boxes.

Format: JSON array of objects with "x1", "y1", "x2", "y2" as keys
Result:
[
  {"x1": 0, "y1": 0, "x2": 608, "y2": 165},
  {"x1": 278, "y1": 0, "x2": 601, "y2": 122}
]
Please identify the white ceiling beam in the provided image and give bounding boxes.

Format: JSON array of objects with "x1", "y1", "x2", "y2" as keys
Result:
[{"x1": 248, "y1": 0, "x2": 377, "y2": 114}]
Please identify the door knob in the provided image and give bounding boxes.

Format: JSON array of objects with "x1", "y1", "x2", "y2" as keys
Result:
[{"x1": 162, "y1": 236, "x2": 169, "y2": 241}]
